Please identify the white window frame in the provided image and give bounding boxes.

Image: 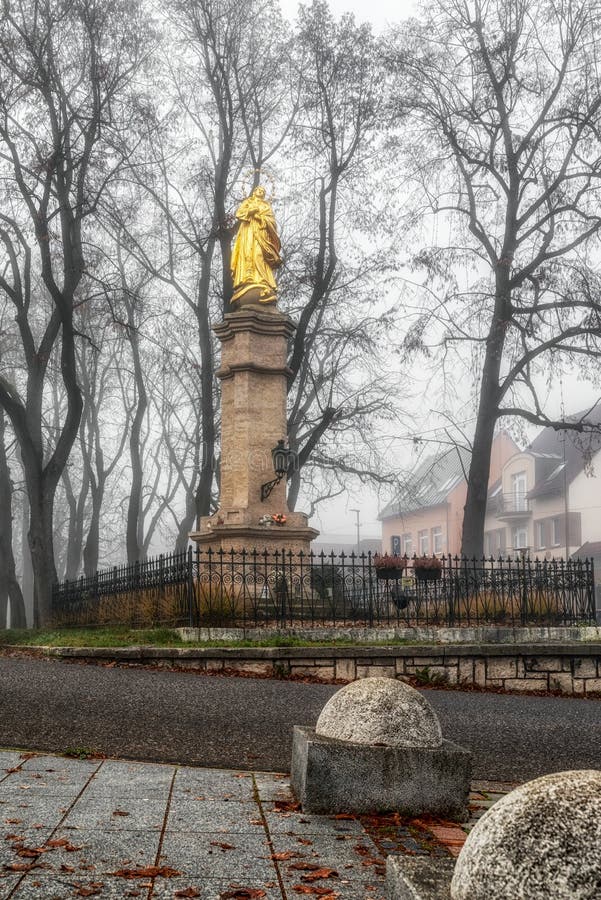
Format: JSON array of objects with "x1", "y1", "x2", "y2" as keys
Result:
[
  {"x1": 402, "y1": 533, "x2": 413, "y2": 556},
  {"x1": 552, "y1": 518, "x2": 561, "y2": 546},
  {"x1": 432, "y1": 526, "x2": 443, "y2": 554},
  {"x1": 418, "y1": 530, "x2": 429, "y2": 555},
  {"x1": 511, "y1": 471, "x2": 528, "y2": 511},
  {"x1": 535, "y1": 521, "x2": 545, "y2": 550},
  {"x1": 512, "y1": 525, "x2": 528, "y2": 550}
]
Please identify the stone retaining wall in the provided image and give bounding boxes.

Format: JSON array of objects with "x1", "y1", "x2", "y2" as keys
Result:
[{"x1": 45, "y1": 643, "x2": 601, "y2": 696}]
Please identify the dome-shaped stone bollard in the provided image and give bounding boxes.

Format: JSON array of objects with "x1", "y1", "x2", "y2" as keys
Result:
[
  {"x1": 290, "y1": 676, "x2": 471, "y2": 816},
  {"x1": 451, "y1": 770, "x2": 601, "y2": 900}
]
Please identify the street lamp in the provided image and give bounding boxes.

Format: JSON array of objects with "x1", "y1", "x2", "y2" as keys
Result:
[{"x1": 261, "y1": 439, "x2": 296, "y2": 501}]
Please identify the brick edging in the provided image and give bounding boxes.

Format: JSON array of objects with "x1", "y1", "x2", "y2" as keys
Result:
[{"x1": 22, "y1": 643, "x2": 601, "y2": 697}]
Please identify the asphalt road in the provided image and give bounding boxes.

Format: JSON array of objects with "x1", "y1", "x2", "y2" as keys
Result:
[{"x1": 0, "y1": 655, "x2": 599, "y2": 781}]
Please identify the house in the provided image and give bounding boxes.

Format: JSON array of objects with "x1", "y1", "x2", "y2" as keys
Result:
[
  {"x1": 484, "y1": 420, "x2": 601, "y2": 559},
  {"x1": 379, "y1": 431, "x2": 518, "y2": 556}
]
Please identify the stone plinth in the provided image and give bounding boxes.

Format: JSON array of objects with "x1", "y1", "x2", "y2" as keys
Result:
[
  {"x1": 189, "y1": 306, "x2": 318, "y2": 553},
  {"x1": 291, "y1": 725, "x2": 471, "y2": 818},
  {"x1": 291, "y1": 676, "x2": 471, "y2": 819}
]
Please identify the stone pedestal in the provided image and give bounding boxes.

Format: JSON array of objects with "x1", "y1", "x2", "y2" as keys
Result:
[
  {"x1": 189, "y1": 305, "x2": 318, "y2": 553},
  {"x1": 291, "y1": 726, "x2": 472, "y2": 818}
]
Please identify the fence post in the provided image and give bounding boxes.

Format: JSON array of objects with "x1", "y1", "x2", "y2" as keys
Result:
[{"x1": 187, "y1": 545, "x2": 194, "y2": 628}]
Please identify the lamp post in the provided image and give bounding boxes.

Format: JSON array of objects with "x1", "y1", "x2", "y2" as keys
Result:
[
  {"x1": 261, "y1": 439, "x2": 296, "y2": 501},
  {"x1": 350, "y1": 508, "x2": 361, "y2": 554}
]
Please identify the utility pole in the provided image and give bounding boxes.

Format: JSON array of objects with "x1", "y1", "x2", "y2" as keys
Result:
[{"x1": 350, "y1": 508, "x2": 361, "y2": 554}]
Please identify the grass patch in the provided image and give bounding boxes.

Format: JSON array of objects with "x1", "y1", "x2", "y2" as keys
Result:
[
  {"x1": 0, "y1": 627, "x2": 420, "y2": 649},
  {"x1": 0, "y1": 627, "x2": 186, "y2": 648}
]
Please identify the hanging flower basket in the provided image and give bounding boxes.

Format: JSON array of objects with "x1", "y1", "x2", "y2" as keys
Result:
[
  {"x1": 374, "y1": 554, "x2": 406, "y2": 580},
  {"x1": 413, "y1": 556, "x2": 443, "y2": 581}
]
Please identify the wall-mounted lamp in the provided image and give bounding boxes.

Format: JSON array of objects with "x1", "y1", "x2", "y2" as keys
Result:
[{"x1": 261, "y1": 439, "x2": 296, "y2": 501}]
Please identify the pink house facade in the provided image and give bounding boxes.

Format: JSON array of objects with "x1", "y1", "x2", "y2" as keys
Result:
[{"x1": 380, "y1": 432, "x2": 518, "y2": 557}]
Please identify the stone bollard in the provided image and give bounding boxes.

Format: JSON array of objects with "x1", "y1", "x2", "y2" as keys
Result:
[
  {"x1": 450, "y1": 769, "x2": 601, "y2": 899},
  {"x1": 290, "y1": 676, "x2": 471, "y2": 817}
]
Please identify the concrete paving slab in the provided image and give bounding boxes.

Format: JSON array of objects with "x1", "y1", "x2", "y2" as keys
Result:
[
  {"x1": 61, "y1": 798, "x2": 166, "y2": 831},
  {"x1": 0, "y1": 797, "x2": 72, "y2": 827},
  {"x1": 166, "y1": 799, "x2": 265, "y2": 834},
  {"x1": 173, "y1": 769, "x2": 256, "y2": 801},
  {"x1": 0, "y1": 770, "x2": 91, "y2": 796},
  {"x1": 262, "y1": 805, "x2": 364, "y2": 836},
  {"x1": 89, "y1": 760, "x2": 175, "y2": 791},
  {"x1": 19, "y1": 757, "x2": 102, "y2": 775},
  {"x1": 253, "y1": 773, "x2": 291, "y2": 802},
  {"x1": 150, "y1": 881, "x2": 283, "y2": 899},
  {"x1": 41, "y1": 827, "x2": 161, "y2": 873},
  {"x1": 158, "y1": 832, "x2": 275, "y2": 880},
  {"x1": 10, "y1": 874, "x2": 152, "y2": 898},
  {"x1": 0, "y1": 753, "x2": 26, "y2": 774},
  {"x1": 274, "y1": 833, "x2": 386, "y2": 883},
  {"x1": 0, "y1": 874, "x2": 21, "y2": 900}
]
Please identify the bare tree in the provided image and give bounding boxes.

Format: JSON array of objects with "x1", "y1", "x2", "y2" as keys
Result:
[
  {"x1": 284, "y1": 1, "x2": 400, "y2": 509},
  {"x1": 391, "y1": 0, "x2": 601, "y2": 556},
  {"x1": 0, "y1": 0, "x2": 149, "y2": 621}
]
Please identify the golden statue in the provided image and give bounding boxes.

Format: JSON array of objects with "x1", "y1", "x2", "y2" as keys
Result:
[{"x1": 231, "y1": 186, "x2": 281, "y2": 305}]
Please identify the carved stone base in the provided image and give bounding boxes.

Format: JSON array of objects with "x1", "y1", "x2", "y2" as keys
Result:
[{"x1": 190, "y1": 518, "x2": 320, "y2": 556}]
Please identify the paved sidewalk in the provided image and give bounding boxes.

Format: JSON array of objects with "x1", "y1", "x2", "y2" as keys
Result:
[
  {"x1": 0, "y1": 750, "x2": 387, "y2": 900},
  {"x1": 0, "y1": 750, "x2": 514, "y2": 899}
]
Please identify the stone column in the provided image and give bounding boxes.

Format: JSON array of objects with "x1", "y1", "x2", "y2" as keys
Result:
[{"x1": 189, "y1": 306, "x2": 318, "y2": 553}]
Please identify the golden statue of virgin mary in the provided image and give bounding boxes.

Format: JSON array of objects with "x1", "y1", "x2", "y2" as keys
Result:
[{"x1": 230, "y1": 186, "x2": 282, "y2": 305}]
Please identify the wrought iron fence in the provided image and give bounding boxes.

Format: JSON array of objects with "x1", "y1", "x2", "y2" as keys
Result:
[{"x1": 51, "y1": 550, "x2": 596, "y2": 629}]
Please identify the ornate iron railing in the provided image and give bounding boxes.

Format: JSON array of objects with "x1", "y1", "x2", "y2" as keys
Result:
[{"x1": 50, "y1": 550, "x2": 596, "y2": 629}]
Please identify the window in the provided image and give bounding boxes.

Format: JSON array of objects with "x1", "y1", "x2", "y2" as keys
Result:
[
  {"x1": 418, "y1": 530, "x2": 429, "y2": 555},
  {"x1": 432, "y1": 526, "x2": 443, "y2": 554},
  {"x1": 535, "y1": 521, "x2": 545, "y2": 550},
  {"x1": 485, "y1": 529, "x2": 505, "y2": 557},
  {"x1": 552, "y1": 518, "x2": 561, "y2": 546},
  {"x1": 402, "y1": 533, "x2": 412, "y2": 556},
  {"x1": 510, "y1": 471, "x2": 528, "y2": 511},
  {"x1": 512, "y1": 526, "x2": 528, "y2": 550}
]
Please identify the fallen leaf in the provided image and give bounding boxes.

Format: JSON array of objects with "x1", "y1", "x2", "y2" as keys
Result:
[
  {"x1": 297, "y1": 838, "x2": 313, "y2": 846},
  {"x1": 274, "y1": 799, "x2": 300, "y2": 812},
  {"x1": 174, "y1": 889, "x2": 202, "y2": 898},
  {"x1": 5, "y1": 819, "x2": 22, "y2": 825},
  {"x1": 112, "y1": 809, "x2": 130, "y2": 817},
  {"x1": 109, "y1": 865, "x2": 181, "y2": 879},
  {"x1": 60, "y1": 864, "x2": 76, "y2": 873},
  {"x1": 210, "y1": 841, "x2": 236, "y2": 851},
  {"x1": 16, "y1": 847, "x2": 48, "y2": 858},
  {"x1": 301, "y1": 869, "x2": 338, "y2": 883},
  {"x1": 289, "y1": 863, "x2": 320, "y2": 871},
  {"x1": 4, "y1": 834, "x2": 23, "y2": 842},
  {"x1": 292, "y1": 887, "x2": 339, "y2": 897},
  {"x1": 73, "y1": 883, "x2": 104, "y2": 897},
  {"x1": 271, "y1": 850, "x2": 302, "y2": 861},
  {"x1": 46, "y1": 838, "x2": 82, "y2": 851},
  {"x1": 332, "y1": 814, "x2": 355, "y2": 820},
  {"x1": 3, "y1": 862, "x2": 42, "y2": 872},
  {"x1": 219, "y1": 890, "x2": 266, "y2": 899}
]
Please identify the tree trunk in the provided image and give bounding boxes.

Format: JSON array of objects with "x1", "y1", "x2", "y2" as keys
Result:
[
  {"x1": 0, "y1": 417, "x2": 27, "y2": 628},
  {"x1": 83, "y1": 476, "x2": 103, "y2": 576},
  {"x1": 126, "y1": 328, "x2": 148, "y2": 564},
  {"x1": 461, "y1": 266, "x2": 511, "y2": 557}
]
